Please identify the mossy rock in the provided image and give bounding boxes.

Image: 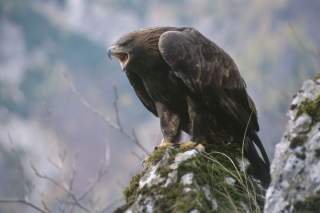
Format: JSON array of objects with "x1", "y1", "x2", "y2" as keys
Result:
[
  {"x1": 293, "y1": 193, "x2": 320, "y2": 213},
  {"x1": 115, "y1": 142, "x2": 265, "y2": 213},
  {"x1": 296, "y1": 94, "x2": 320, "y2": 123}
]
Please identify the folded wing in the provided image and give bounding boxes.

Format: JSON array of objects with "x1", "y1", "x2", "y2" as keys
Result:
[
  {"x1": 158, "y1": 28, "x2": 258, "y2": 131},
  {"x1": 126, "y1": 72, "x2": 157, "y2": 116}
]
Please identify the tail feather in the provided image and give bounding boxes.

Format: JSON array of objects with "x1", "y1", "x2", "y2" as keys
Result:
[
  {"x1": 245, "y1": 133, "x2": 271, "y2": 187},
  {"x1": 250, "y1": 132, "x2": 270, "y2": 170}
]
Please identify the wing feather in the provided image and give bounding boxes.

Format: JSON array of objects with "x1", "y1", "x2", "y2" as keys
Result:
[
  {"x1": 158, "y1": 28, "x2": 258, "y2": 130},
  {"x1": 126, "y1": 72, "x2": 157, "y2": 116}
]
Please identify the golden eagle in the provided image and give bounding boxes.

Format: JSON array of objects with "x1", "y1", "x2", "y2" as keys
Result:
[{"x1": 108, "y1": 27, "x2": 270, "y2": 187}]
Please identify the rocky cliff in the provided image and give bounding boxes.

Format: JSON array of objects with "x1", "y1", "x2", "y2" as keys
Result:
[{"x1": 264, "y1": 78, "x2": 320, "y2": 213}]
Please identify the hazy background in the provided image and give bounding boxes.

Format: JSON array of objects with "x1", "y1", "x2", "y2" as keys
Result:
[{"x1": 0, "y1": 0, "x2": 319, "y2": 212}]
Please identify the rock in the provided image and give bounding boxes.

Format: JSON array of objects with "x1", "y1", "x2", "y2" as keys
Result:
[
  {"x1": 264, "y1": 78, "x2": 320, "y2": 213},
  {"x1": 115, "y1": 142, "x2": 265, "y2": 213},
  {"x1": 115, "y1": 78, "x2": 320, "y2": 213},
  {"x1": 169, "y1": 149, "x2": 198, "y2": 170},
  {"x1": 180, "y1": 173, "x2": 194, "y2": 186}
]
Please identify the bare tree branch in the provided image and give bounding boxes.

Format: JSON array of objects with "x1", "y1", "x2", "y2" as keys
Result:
[
  {"x1": 0, "y1": 199, "x2": 48, "y2": 213},
  {"x1": 4, "y1": 72, "x2": 148, "y2": 213},
  {"x1": 79, "y1": 147, "x2": 107, "y2": 204},
  {"x1": 131, "y1": 151, "x2": 144, "y2": 161},
  {"x1": 112, "y1": 85, "x2": 123, "y2": 132},
  {"x1": 30, "y1": 163, "x2": 93, "y2": 213},
  {"x1": 4, "y1": 88, "x2": 119, "y2": 213},
  {"x1": 61, "y1": 70, "x2": 149, "y2": 155},
  {"x1": 98, "y1": 197, "x2": 123, "y2": 213},
  {"x1": 289, "y1": 24, "x2": 320, "y2": 69},
  {"x1": 68, "y1": 154, "x2": 78, "y2": 193},
  {"x1": 78, "y1": 163, "x2": 108, "y2": 202},
  {"x1": 7, "y1": 133, "x2": 31, "y2": 197},
  {"x1": 132, "y1": 128, "x2": 149, "y2": 155},
  {"x1": 41, "y1": 200, "x2": 52, "y2": 213}
]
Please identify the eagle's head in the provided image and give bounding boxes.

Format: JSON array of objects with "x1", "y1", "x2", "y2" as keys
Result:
[
  {"x1": 107, "y1": 35, "x2": 134, "y2": 71},
  {"x1": 107, "y1": 27, "x2": 175, "y2": 72}
]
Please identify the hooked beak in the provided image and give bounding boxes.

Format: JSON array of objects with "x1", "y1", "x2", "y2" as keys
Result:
[
  {"x1": 107, "y1": 45, "x2": 116, "y2": 60},
  {"x1": 107, "y1": 45, "x2": 129, "y2": 70}
]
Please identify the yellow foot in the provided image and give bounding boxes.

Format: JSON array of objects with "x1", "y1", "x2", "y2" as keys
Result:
[
  {"x1": 195, "y1": 143, "x2": 205, "y2": 152},
  {"x1": 161, "y1": 138, "x2": 173, "y2": 146},
  {"x1": 179, "y1": 141, "x2": 197, "y2": 150},
  {"x1": 154, "y1": 139, "x2": 173, "y2": 150},
  {"x1": 179, "y1": 141, "x2": 205, "y2": 152}
]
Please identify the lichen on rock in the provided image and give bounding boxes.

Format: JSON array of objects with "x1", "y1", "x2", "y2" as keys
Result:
[
  {"x1": 115, "y1": 141, "x2": 265, "y2": 213},
  {"x1": 264, "y1": 78, "x2": 320, "y2": 213}
]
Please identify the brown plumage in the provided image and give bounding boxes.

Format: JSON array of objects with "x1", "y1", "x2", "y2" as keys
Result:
[{"x1": 108, "y1": 27, "x2": 270, "y2": 187}]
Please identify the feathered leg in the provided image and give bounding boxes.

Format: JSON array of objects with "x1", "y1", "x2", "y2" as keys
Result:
[
  {"x1": 186, "y1": 96, "x2": 208, "y2": 142},
  {"x1": 155, "y1": 102, "x2": 181, "y2": 146}
]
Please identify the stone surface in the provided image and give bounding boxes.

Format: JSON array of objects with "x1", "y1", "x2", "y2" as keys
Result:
[
  {"x1": 115, "y1": 142, "x2": 264, "y2": 213},
  {"x1": 264, "y1": 79, "x2": 320, "y2": 213}
]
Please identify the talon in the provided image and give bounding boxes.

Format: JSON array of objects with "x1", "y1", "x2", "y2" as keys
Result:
[
  {"x1": 180, "y1": 141, "x2": 197, "y2": 149},
  {"x1": 155, "y1": 138, "x2": 173, "y2": 149},
  {"x1": 160, "y1": 138, "x2": 171, "y2": 146},
  {"x1": 195, "y1": 143, "x2": 205, "y2": 152}
]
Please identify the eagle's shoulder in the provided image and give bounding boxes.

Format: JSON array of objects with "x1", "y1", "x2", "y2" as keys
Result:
[
  {"x1": 158, "y1": 27, "x2": 258, "y2": 130},
  {"x1": 158, "y1": 27, "x2": 244, "y2": 90}
]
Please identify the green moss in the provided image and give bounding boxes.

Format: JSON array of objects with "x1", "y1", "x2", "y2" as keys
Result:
[
  {"x1": 290, "y1": 135, "x2": 308, "y2": 149},
  {"x1": 157, "y1": 165, "x2": 171, "y2": 178},
  {"x1": 204, "y1": 141, "x2": 242, "y2": 158},
  {"x1": 296, "y1": 96, "x2": 320, "y2": 122},
  {"x1": 160, "y1": 143, "x2": 261, "y2": 212},
  {"x1": 153, "y1": 183, "x2": 200, "y2": 212},
  {"x1": 314, "y1": 73, "x2": 320, "y2": 81},
  {"x1": 120, "y1": 142, "x2": 263, "y2": 213},
  {"x1": 177, "y1": 152, "x2": 263, "y2": 213},
  {"x1": 293, "y1": 193, "x2": 320, "y2": 213},
  {"x1": 296, "y1": 152, "x2": 306, "y2": 160},
  {"x1": 179, "y1": 141, "x2": 198, "y2": 151},
  {"x1": 144, "y1": 145, "x2": 171, "y2": 168},
  {"x1": 123, "y1": 173, "x2": 143, "y2": 203}
]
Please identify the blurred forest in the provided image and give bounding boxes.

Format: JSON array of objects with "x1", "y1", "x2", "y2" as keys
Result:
[{"x1": 0, "y1": 0, "x2": 319, "y2": 212}]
